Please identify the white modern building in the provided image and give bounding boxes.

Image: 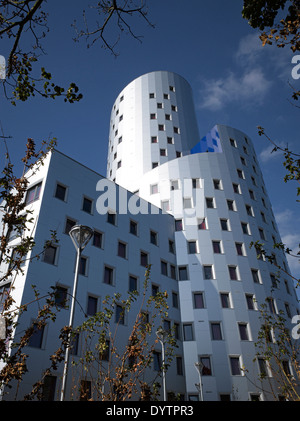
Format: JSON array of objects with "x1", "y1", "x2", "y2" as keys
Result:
[
  {"x1": 106, "y1": 71, "x2": 299, "y2": 401},
  {"x1": 0, "y1": 71, "x2": 299, "y2": 401}
]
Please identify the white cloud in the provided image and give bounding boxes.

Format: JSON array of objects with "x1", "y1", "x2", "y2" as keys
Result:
[
  {"x1": 259, "y1": 141, "x2": 286, "y2": 163},
  {"x1": 235, "y1": 33, "x2": 264, "y2": 65},
  {"x1": 199, "y1": 67, "x2": 272, "y2": 111}
]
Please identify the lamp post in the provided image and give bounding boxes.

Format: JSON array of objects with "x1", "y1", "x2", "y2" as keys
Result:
[
  {"x1": 156, "y1": 328, "x2": 168, "y2": 401},
  {"x1": 194, "y1": 361, "x2": 204, "y2": 401},
  {"x1": 60, "y1": 225, "x2": 93, "y2": 401}
]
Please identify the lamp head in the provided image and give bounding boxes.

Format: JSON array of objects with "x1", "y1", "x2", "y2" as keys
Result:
[{"x1": 69, "y1": 225, "x2": 93, "y2": 251}]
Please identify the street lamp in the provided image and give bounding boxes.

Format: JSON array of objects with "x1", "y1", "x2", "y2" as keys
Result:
[
  {"x1": 156, "y1": 328, "x2": 168, "y2": 401},
  {"x1": 60, "y1": 224, "x2": 93, "y2": 401},
  {"x1": 194, "y1": 361, "x2": 204, "y2": 401}
]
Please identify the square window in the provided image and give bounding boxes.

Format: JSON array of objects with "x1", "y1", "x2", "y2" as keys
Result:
[
  {"x1": 230, "y1": 357, "x2": 241, "y2": 375},
  {"x1": 194, "y1": 293, "x2": 205, "y2": 309},
  {"x1": 82, "y1": 197, "x2": 93, "y2": 214},
  {"x1": 152, "y1": 162, "x2": 158, "y2": 169},
  {"x1": 25, "y1": 182, "x2": 42, "y2": 205},
  {"x1": 65, "y1": 218, "x2": 76, "y2": 234},
  {"x1": 241, "y1": 222, "x2": 249, "y2": 234},
  {"x1": 213, "y1": 179, "x2": 222, "y2": 190},
  {"x1": 176, "y1": 356, "x2": 183, "y2": 375},
  {"x1": 203, "y1": 265, "x2": 213, "y2": 280},
  {"x1": 212, "y1": 241, "x2": 221, "y2": 254},
  {"x1": 79, "y1": 380, "x2": 91, "y2": 401},
  {"x1": 161, "y1": 260, "x2": 168, "y2": 276},
  {"x1": 171, "y1": 180, "x2": 179, "y2": 190},
  {"x1": 149, "y1": 93, "x2": 155, "y2": 98},
  {"x1": 158, "y1": 124, "x2": 165, "y2": 131},
  {"x1": 220, "y1": 219, "x2": 229, "y2": 231},
  {"x1": 259, "y1": 228, "x2": 265, "y2": 240},
  {"x1": 161, "y1": 200, "x2": 170, "y2": 211},
  {"x1": 55, "y1": 286, "x2": 68, "y2": 307},
  {"x1": 246, "y1": 294, "x2": 255, "y2": 310},
  {"x1": 238, "y1": 323, "x2": 249, "y2": 340},
  {"x1": 115, "y1": 305, "x2": 125, "y2": 325},
  {"x1": 227, "y1": 199, "x2": 235, "y2": 211},
  {"x1": 129, "y1": 275, "x2": 138, "y2": 292},
  {"x1": 87, "y1": 296, "x2": 98, "y2": 316},
  {"x1": 233, "y1": 183, "x2": 240, "y2": 194},
  {"x1": 150, "y1": 184, "x2": 158, "y2": 194},
  {"x1": 151, "y1": 136, "x2": 158, "y2": 143},
  {"x1": 198, "y1": 218, "x2": 207, "y2": 230},
  {"x1": 130, "y1": 220, "x2": 138, "y2": 235},
  {"x1": 55, "y1": 183, "x2": 67, "y2": 201},
  {"x1": 28, "y1": 322, "x2": 45, "y2": 348},
  {"x1": 188, "y1": 240, "x2": 197, "y2": 254},
  {"x1": 118, "y1": 241, "x2": 127, "y2": 258},
  {"x1": 211, "y1": 323, "x2": 222, "y2": 340},
  {"x1": 206, "y1": 197, "x2": 214, "y2": 208},
  {"x1": 165, "y1": 113, "x2": 171, "y2": 120},
  {"x1": 171, "y1": 105, "x2": 177, "y2": 112},
  {"x1": 235, "y1": 242, "x2": 244, "y2": 256},
  {"x1": 44, "y1": 245, "x2": 57, "y2": 265},
  {"x1": 104, "y1": 266, "x2": 114, "y2": 285},
  {"x1": 150, "y1": 113, "x2": 157, "y2": 119},
  {"x1": 167, "y1": 136, "x2": 174, "y2": 144},
  {"x1": 93, "y1": 231, "x2": 103, "y2": 248},
  {"x1": 175, "y1": 219, "x2": 183, "y2": 231},
  {"x1": 163, "y1": 233, "x2": 172, "y2": 250},
  {"x1": 183, "y1": 198, "x2": 192, "y2": 208},
  {"x1": 230, "y1": 138, "x2": 237, "y2": 147},
  {"x1": 237, "y1": 169, "x2": 244, "y2": 179},
  {"x1": 42, "y1": 375, "x2": 57, "y2": 401},
  {"x1": 157, "y1": 102, "x2": 163, "y2": 109},
  {"x1": 170, "y1": 264, "x2": 176, "y2": 279},
  {"x1": 228, "y1": 265, "x2": 238, "y2": 280},
  {"x1": 169, "y1": 85, "x2": 175, "y2": 92},
  {"x1": 140, "y1": 251, "x2": 148, "y2": 267},
  {"x1": 183, "y1": 323, "x2": 194, "y2": 341},
  {"x1": 117, "y1": 160, "x2": 122, "y2": 169},
  {"x1": 79, "y1": 256, "x2": 87, "y2": 275},
  {"x1": 246, "y1": 204, "x2": 253, "y2": 216},
  {"x1": 220, "y1": 293, "x2": 230, "y2": 308},
  {"x1": 150, "y1": 230, "x2": 158, "y2": 245},
  {"x1": 160, "y1": 148, "x2": 167, "y2": 156},
  {"x1": 258, "y1": 358, "x2": 269, "y2": 377},
  {"x1": 200, "y1": 357, "x2": 212, "y2": 376},
  {"x1": 164, "y1": 93, "x2": 169, "y2": 99},
  {"x1": 152, "y1": 284, "x2": 159, "y2": 296},
  {"x1": 251, "y1": 269, "x2": 260, "y2": 284},
  {"x1": 153, "y1": 351, "x2": 162, "y2": 371},
  {"x1": 173, "y1": 127, "x2": 180, "y2": 134},
  {"x1": 249, "y1": 189, "x2": 255, "y2": 200},
  {"x1": 178, "y1": 266, "x2": 188, "y2": 280},
  {"x1": 107, "y1": 212, "x2": 116, "y2": 225}
]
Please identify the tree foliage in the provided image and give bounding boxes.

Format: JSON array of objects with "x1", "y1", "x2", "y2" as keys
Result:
[
  {"x1": 251, "y1": 303, "x2": 300, "y2": 400},
  {"x1": 0, "y1": 0, "x2": 153, "y2": 105}
]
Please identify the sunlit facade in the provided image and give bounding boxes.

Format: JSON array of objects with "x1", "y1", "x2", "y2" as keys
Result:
[{"x1": 0, "y1": 71, "x2": 299, "y2": 401}]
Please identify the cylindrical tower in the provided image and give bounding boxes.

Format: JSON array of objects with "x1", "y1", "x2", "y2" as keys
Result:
[
  {"x1": 106, "y1": 71, "x2": 200, "y2": 192},
  {"x1": 107, "y1": 71, "x2": 299, "y2": 401}
]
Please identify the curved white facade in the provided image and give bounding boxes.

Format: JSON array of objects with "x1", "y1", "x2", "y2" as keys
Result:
[
  {"x1": 107, "y1": 71, "x2": 299, "y2": 400},
  {"x1": 107, "y1": 71, "x2": 200, "y2": 193}
]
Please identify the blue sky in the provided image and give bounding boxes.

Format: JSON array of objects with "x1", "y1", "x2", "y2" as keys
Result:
[{"x1": 1, "y1": 0, "x2": 299, "y2": 282}]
